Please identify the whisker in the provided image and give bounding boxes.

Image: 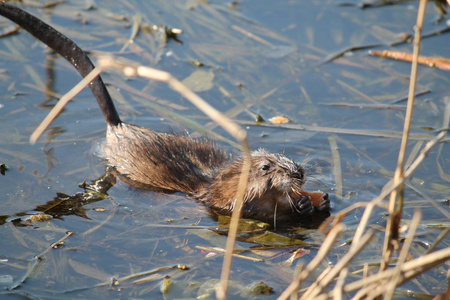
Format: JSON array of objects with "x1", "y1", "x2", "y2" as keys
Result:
[
  {"x1": 305, "y1": 175, "x2": 329, "y2": 189},
  {"x1": 288, "y1": 190, "x2": 302, "y2": 214}
]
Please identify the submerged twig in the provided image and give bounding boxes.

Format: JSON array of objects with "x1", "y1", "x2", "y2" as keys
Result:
[
  {"x1": 328, "y1": 136, "x2": 343, "y2": 198},
  {"x1": 195, "y1": 246, "x2": 264, "y2": 262},
  {"x1": 426, "y1": 228, "x2": 450, "y2": 254},
  {"x1": 318, "y1": 43, "x2": 382, "y2": 66},
  {"x1": 119, "y1": 14, "x2": 140, "y2": 53},
  {"x1": 339, "y1": 0, "x2": 415, "y2": 9},
  {"x1": 238, "y1": 120, "x2": 446, "y2": 142},
  {"x1": 64, "y1": 265, "x2": 184, "y2": 293},
  {"x1": 8, "y1": 231, "x2": 74, "y2": 290},
  {"x1": 0, "y1": 25, "x2": 20, "y2": 37}
]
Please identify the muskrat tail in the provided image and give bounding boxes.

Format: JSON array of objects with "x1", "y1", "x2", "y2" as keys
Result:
[{"x1": 0, "y1": 3, "x2": 122, "y2": 126}]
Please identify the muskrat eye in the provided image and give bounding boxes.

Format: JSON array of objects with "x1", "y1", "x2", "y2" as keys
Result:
[{"x1": 261, "y1": 165, "x2": 270, "y2": 171}]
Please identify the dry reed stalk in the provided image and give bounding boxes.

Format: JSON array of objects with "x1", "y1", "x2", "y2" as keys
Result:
[
  {"x1": 300, "y1": 230, "x2": 375, "y2": 299},
  {"x1": 382, "y1": 211, "x2": 421, "y2": 299},
  {"x1": 328, "y1": 136, "x2": 343, "y2": 198},
  {"x1": 369, "y1": 50, "x2": 450, "y2": 71},
  {"x1": 277, "y1": 223, "x2": 345, "y2": 300},
  {"x1": 119, "y1": 14, "x2": 140, "y2": 53},
  {"x1": 299, "y1": 246, "x2": 450, "y2": 299},
  {"x1": 215, "y1": 154, "x2": 251, "y2": 299},
  {"x1": 344, "y1": 246, "x2": 450, "y2": 299},
  {"x1": 30, "y1": 66, "x2": 104, "y2": 144},
  {"x1": 332, "y1": 267, "x2": 348, "y2": 300},
  {"x1": 381, "y1": 0, "x2": 428, "y2": 271},
  {"x1": 425, "y1": 228, "x2": 450, "y2": 255},
  {"x1": 289, "y1": 264, "x2": 304, "y2": 300}
]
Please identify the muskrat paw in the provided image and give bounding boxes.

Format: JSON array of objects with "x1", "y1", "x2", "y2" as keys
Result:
[
  {"x1": 296, "y1": 196, "x2": 314, "y2": 215},
  {"x1": 316, "y1": 193, "x2": 331, "y2": 211}
]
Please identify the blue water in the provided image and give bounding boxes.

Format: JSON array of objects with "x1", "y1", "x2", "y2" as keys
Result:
[{"x1": 0, "y1": 0, "x2": 449, "y2": 298}]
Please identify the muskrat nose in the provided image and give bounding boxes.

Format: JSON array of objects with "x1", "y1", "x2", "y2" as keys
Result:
[{"x1": 291, "y1": 172, "x2": 303, "y2": 179}]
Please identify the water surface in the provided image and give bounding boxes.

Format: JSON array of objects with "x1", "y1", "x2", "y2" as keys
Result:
[{"x1": 0, "y1": 0, "x2": 449, "y2": 298}]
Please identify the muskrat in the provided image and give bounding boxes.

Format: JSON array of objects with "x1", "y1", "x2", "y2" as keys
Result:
[{"x1": 0, "y1": 3, "x2": 330, "y2": 224}]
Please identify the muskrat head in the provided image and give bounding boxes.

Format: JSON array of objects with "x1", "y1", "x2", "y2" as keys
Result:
[
  {"x1": 205, "y1": 149, "x2": 310, "y2": 222},
  {"x1": 245, "y1": 149, "x2": 305, "y2": 200}
]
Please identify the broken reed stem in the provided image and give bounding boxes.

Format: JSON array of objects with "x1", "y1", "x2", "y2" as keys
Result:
[
  {"x1": 30, "y1": 66, "x2": 104, "y2": 144},
  {"x1": 381, "y1": 0, "x2": 428, "y2": 271},
  {"x1": 301, "y1": 230, "x2": 375, "y2": 299},
  {"x1": 332, "y1": 267, "x2": 347, "y2": 300},
  {"x1": 426, "y1": 228, "x2": 450, "y2": 255},
  {"x1": 328, "y1": 246, "x2": 450, "y2": 298},
  {"x1": 277, "y1": 224, "x2": 345, "y2": 300},
  {"x1": 111, "y1": 58, "x2": 248, "y2": 144},
  {"x1": 384, "y1": 211, "x2": 421, "y2": 299},
  {"x1": 328, "y1": 136, "x2": 342, "y2": 198},
  {"x1": 388, "y1": 0, "x2": 427, "y2": 213},
  {"x1": 289, "y1": 264, "x2": 304, "y2": 300},
  {"x1": 216, "y1": 150, "x2": 251, "y2": 300}
]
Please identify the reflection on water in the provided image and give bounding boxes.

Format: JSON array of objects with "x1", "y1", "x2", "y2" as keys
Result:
[{"x1": 0, "y1": 0, "x2": 449, "y2": 298}]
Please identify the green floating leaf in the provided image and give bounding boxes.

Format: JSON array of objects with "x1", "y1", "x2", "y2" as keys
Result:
[
  {"x1": 25, "y1": 213, "x2": 52, "y2": 223},
  {"x1": 181, "y1": 69, "x2": 215, "y2": 92},
  {"x1": 243, "y1": 281, "x2": 274, "y2": 295},
  {"x1": 216, "y1": 215, "x2": 270, "y2": 233},
  {"x1": 160, "y1": 277, "x2": 172, "y2": 294},
  {"x1": 247, "y1": 231, "x2": 310, "y2": 247}
]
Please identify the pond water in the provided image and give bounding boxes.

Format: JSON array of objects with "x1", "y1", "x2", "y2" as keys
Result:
[{"x1": 0, "y1": 0, "x2": 449, "y2": 299}]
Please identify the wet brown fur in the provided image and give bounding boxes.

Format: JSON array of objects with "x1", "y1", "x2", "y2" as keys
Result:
[{"x1": 105, "y1": 123, "x2": 320, "y2": 223}]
